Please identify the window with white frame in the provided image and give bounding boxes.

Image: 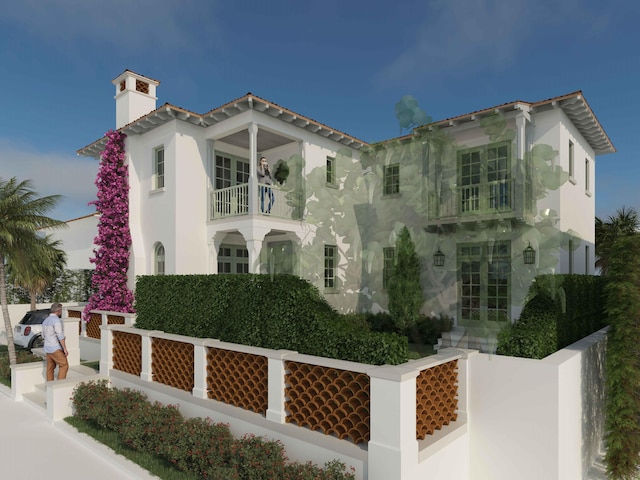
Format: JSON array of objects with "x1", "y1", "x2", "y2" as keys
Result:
[
  {"x1": 383, "y1": 247, "x2": 395, "y2": 289},
  {"x1": 383, "y1": 164, "x2": 400, "y2": 195},
  {"x1": 568, "y1": 140, "x2": 574, "y2": 178},
  {"x1": 154, "y1": 147, "x2": 165, "y2": 189},
  {"x1": 458, "y1": 242, "x2": 510, "y2": 323},
  {"x1": 458, "y1": 142, "x2": 511, "y2": 213},
  {"x1": 324, "y1": 245, "x2": 336, "y2": 289},
  {"x1": 326, "y1": 156, "x2": 336, "y2": 187},
  {"x1": 154, "y1": 243, "x2": 165, "y2": 275},
  {"x1": 585, "y1": 158, "x2": 590, "y2": 193},
  {"x1": 217, "y1": 245, "x2": 249, "y2": 274}
]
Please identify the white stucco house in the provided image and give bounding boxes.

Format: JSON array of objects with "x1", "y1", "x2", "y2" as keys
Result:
[
  {"x1": 77, "y1": 70, "x2": 614, "y2": 342},
  {"x1": 44, "y1": 213, "x2": 99, "y2": 270}
]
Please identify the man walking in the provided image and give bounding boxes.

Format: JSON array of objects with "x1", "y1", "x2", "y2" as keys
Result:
[{"x1": 42, "y1": 303, "x2": 68, "y2": 381}]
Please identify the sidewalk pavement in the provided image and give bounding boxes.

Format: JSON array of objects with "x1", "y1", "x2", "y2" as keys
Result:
[{"x1": 0, "y1": 384, "x2": 156, "y2": 479}]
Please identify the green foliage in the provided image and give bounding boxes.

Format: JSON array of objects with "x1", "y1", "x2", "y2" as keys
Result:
[
  {"x1": 71, "y1": 381, "x2": 356, "y2": 480},
  {"x1": 604, "y1": 234, "x2": 640, "y2": 479},
  {"x1": 497, "y1": 274, "x2": 607, "y2": 359},
  {"x1": 134, "y1": 274, "x2": 407, "y2": 365},
  {"x1": 496, "y1": 296, "x2": 559, "y2": 359},
  {"x1": 388, "y1": 227, "x2": 423, "y2": 332}
]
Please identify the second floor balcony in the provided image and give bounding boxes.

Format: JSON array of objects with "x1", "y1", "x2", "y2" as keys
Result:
[{"x1": 210, "y1": 183, "x2": 303, "y2": 221}]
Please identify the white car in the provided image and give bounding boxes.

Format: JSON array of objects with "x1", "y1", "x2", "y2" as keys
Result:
[{"x1": 14, "y1": 309, "x2": 50, "y2": 350}]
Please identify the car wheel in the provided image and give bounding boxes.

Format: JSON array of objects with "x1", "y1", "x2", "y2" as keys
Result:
[{"x1": 30, "y1": 336, "x2": 44, "y2": 350}]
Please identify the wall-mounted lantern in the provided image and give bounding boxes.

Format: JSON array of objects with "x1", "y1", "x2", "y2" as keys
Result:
[
  {"x1": 523, "y1": 243, "x2": 536, "y2": 265},
  {"x1": 433, "y1": 249, "x2": 445, "y2": 267}
]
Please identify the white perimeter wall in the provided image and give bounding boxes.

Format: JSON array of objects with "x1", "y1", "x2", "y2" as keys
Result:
[{"x1": 467, "y1": 328, "x2": 606, "y2": 480}]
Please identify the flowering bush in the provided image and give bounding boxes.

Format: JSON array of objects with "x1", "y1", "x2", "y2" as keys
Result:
[
  {"x1": 71, "y1": 381, "x2": 356, "y2": 479},
  {"x1": 84, "y1": 129, "x2": 135, "y2": 320}
]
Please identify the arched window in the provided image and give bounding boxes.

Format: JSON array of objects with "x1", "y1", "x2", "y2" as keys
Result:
[{"x1": 154, "y1": 243, "x2": 165, "y2": 275}]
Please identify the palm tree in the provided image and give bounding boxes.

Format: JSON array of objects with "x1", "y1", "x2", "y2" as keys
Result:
[
  {"x1": 7, "y1": 234, "x2": 67, "y2": 310},
  {"x1": 595, "y1": 206, "x2": 639, "y2": 275},
  {"x1": 0, "y1": 177, "x2": 64, "y2": 365}
]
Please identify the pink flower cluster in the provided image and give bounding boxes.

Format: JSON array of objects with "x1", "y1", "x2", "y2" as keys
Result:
[{"x1": 83, "y1": 130, "x2": 135, "y2": 320}]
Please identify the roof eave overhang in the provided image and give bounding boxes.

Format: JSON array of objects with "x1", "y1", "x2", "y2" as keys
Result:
[{"x1": 77, "y1": 95, "x2": 369, "y2": 158}]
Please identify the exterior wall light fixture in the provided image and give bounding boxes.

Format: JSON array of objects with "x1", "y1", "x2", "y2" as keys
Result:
[
  {"x1": 523, "y1": 243, "x2": 536, "y2": 265},
  {"x1": 433, "y1": 249, "x2": 445, "y2": 267}
]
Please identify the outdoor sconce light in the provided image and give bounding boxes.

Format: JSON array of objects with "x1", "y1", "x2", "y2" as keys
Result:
[
  {"x1": 523, "y1": 243, "x2": 536, "y2": 265},
  {"x1": 433, "y1": 249, "x2": 445, "y2": 267}
]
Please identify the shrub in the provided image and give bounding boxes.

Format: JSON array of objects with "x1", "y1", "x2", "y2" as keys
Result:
[
  {"x1": 134, "y1": 274, "x2": 407, "y2": 365},
  {"x1": 70, "y1": 381, "x2": 356, "y2": 479},
  {"x1": 120, "y1": 401, "x2": 184, "y2": 454},
  {"x1": 161, "y1": 417, "x2": 234, "y2": 476},
  {"x1": 388, "y1": 227, "x2": 423, "y2": 331},
  {"x1": 496, "y1": 296, "x2": 559, "y2": 359},
  {"x1": 365, "y1": 312, "x2": 395, "y2": 333}
]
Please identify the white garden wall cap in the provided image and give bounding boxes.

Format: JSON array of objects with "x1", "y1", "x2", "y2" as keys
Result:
[
  {"x1": 287, "y1": 353, "x2": 371, "y2": 374},
  {"x1": 367, "y1": 364, "x2": 421, "y2": 382},
  {"x1": 405, "y1": 349, "x2": 465, "y2": 371}
]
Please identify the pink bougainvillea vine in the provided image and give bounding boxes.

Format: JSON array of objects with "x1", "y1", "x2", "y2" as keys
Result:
[{"x1": 83, "y1": 130, "x2": 135, "y2": 319}]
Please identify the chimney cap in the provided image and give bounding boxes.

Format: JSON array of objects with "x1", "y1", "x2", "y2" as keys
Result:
[{"x1": 112, "y1": 69, "x2": 160, "y2": 86}]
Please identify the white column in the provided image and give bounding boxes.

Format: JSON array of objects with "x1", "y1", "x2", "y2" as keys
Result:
[
  {"x1": 249, "y1": 123, "x2": 258, "y2": 215},
  {"x1": 99, "y1": 326, "x2": 114, "y2": 375},
  {"x1": 239, "y1": 225, "x2": 271, "y2": 273},
  {"x1": 266, "y1": 350, "x2": 297, "y2": 423},
  {"x1": 62, "y1": 318, "x2": 80, "y2": 367},
  {"x1": 140, "y1": 331, "x2": 156, "y2": 382},
  {"x1": 367, "y1": 365, "x2": 420, "y2": 480},
  {"x1": 193, "y1": 339, "x2": 219, "y2": 399}
]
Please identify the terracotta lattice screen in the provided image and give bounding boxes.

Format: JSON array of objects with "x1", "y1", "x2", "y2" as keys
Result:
[
  {"x1": 113, "y1": 330, "x2": 142, "y2": 376},
  {"x1": 206, "y1": 348, "x2": 268, "y2": 414},
  {"x1": 86, "y1": 313, "x2": 102, "y2": 339},
  {"x1": 416, "y1": 359, "x2": 459, "y2": 439},
  {"x1": 285, "y1": 361, "x2": 370, "y2": 445},
  {"x1": 66, "y1": 309, "x2": 82, "y2": 335},
  {"x1": 152, "y1": 338, "x2": 194, "y2": 392}
]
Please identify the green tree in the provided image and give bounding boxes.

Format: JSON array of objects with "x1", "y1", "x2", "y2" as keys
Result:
[
  {"x1": 596, "y1": 206, "x2": 639, "y2": 275},
  {"x1": 0, "y1": 177, "x2": 64, "y2": 365},
  {"x1": 388, "y1": 226, "x2": 423, "y2": 332},
  {"x1": 7, "y1": 234, "x2": 67, "y2": 310}
]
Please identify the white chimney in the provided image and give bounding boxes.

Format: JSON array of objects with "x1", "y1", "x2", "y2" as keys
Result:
[{"x1": 112, "y1": 70, "x2": 160, "y2": 129}]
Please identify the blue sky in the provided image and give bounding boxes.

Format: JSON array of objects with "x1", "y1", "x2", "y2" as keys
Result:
[{"x1": 0, "y1": 0, "x2": 637, "y2": 222}]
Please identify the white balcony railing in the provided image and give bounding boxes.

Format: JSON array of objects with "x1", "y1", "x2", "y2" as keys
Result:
[{"x1": 210, "y1": 183, "x2": 302, "y2": 220}]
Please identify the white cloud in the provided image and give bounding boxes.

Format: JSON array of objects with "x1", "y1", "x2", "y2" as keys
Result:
[
  {"x1": 0, "y1": 139, "x2": 98, "y2": 221},
  {"x1": 375, "y1": 0, "x2": 608, "y2": 87}
]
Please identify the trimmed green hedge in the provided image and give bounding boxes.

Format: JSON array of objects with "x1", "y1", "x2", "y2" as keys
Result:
[
  {"x1": 497, "y1": 274, "x2": 607, "y2": 359},
  {"x1": 134, "y1": 274, "x2": 407, "y2": 365}
]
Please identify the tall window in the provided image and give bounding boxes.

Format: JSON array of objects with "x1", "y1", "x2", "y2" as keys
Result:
[
  {"x1": 324, "y1": 245, "x2": 336, "y2": 289},
  {"x1": 384, "y1": 164, "x2": 400, "y2": 195},
  {"x1": 585, "y1": 159, "x2": 590, "y2": 193},
  {"x1": 326, "y1": 156, "x2": 336, "y2": 186},
  {"x1": 458, "y1": 242, "x2": 510, "y2": 323},
  {"x1": 458, "y1": 143, "x2": 511, "y2": 213},
  {"x1": 383, "y1": 247, "x2": 395, "y2": 289},
  {"x1": 568, "y1": 140, "x2": 574, "y2": 178},
  {"x1": 154, "y1": 243, "x2": 165, "y2": 275},
  {"x1": 585, "y1": 245, "x2": 590, "y2": 274},
  {"x1": 217, "y1": 245, "x2": 249, "y2": 274},
  {"x1": 154, "y1": 147, "x2": 165, "y2": 189},
  {"x1": 568, "y1": 239, "x2": 574, "y2": 274}
]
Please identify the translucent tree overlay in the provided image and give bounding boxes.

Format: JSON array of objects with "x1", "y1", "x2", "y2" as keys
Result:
[{"x1": 288, "y1": 97, "x2": 577, "y2": 339}]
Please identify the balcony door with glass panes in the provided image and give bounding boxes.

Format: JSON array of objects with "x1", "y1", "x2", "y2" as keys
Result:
[
  {"x1": 458, "y1": 242, "x2": 510, "y2": 327},
  {"x1": 214, "y1": 153, "x2": 249, "y2": 216}
]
